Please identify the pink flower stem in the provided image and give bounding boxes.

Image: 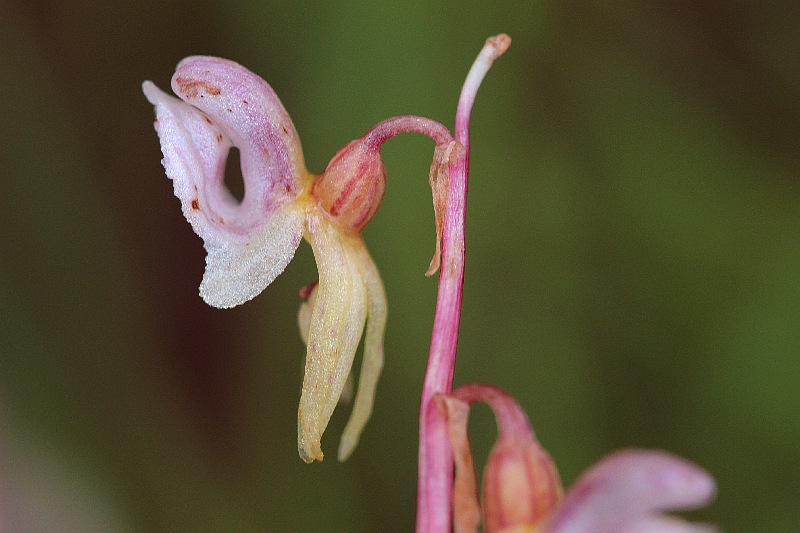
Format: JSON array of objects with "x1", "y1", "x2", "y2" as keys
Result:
[
  {"x1": 364, "y1": 115, "x2": 454, "y2": 149},
  {"x1": 416, "y1": 35, "x2": 511, "y2": 533}
]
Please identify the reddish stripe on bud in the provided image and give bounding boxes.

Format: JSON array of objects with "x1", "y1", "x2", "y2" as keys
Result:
[{"x1": 312, "y1": 139, "x2": 386, "y2": 233}]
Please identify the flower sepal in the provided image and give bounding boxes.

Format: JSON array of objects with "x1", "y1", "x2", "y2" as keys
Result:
[{"x1": 296, "y1": 212, "x2": 387, "y2": 463}]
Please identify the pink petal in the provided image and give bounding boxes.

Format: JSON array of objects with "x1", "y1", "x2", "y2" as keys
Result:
[
  {"x1": 171, "y1": 56, "x2": 306, "y2": 210},
  {"x1": 143, "y1": 56, "x2": 308, "y2": 308},
  {"x1": 542, "y1": 450, "x2": 716, "y2": 533},
  {"x1": 620, "y1": 516, "x2": 716, "y2": 533}
]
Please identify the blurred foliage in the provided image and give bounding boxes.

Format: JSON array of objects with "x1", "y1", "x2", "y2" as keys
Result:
[{"x1": 1, "y1": 1, "x2": 798, "y2": 532}]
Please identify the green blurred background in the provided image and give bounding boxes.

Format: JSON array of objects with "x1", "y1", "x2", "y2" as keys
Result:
[{"x1": 1, "y1": 1, "x2": 798, "y2": 531}]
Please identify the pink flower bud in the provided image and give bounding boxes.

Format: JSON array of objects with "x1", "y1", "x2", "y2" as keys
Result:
[
  {"x1": 312, "y1": 138, "x2": 386, "y2": 233},
  {"x1": 441, "y1": 384, "x2": 563, "y2": 533},
  {"x1": 482, "y1": 425, "x2": 562, "y2": 532}
]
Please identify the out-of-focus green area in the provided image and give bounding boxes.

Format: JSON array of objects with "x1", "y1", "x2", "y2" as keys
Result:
[{"x1": 1, "y1": 1, "x2": 798, "y2": 531}]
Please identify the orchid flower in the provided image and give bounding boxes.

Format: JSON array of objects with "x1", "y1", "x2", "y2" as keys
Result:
[
  {"x1": 143, "y1": 57, "x2": 455, "y2": 463},
  {"x1": 142, "y1": 35, "x2": 716, "y2": 533},
  {"x1": 438, "y1": 384, "x2": 717, "y2": 533}
]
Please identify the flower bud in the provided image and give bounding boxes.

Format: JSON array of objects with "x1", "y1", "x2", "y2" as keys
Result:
[
  {"x1": 442, "y1": 384, "x2": 563, "y2": 533},
  {"x1": 482, "y1": 428, "x2": 562, "y2": 533},
  {"x1": 311, "y1": 139, "x2": 386, "y2": 233}
]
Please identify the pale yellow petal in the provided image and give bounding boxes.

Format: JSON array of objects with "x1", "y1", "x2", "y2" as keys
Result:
[
  {"x1": 297, "y1": 213, "x2": 367, "y2": 463},
  {"x1": 298, "y1": 284, "x2": 354, "y2": 404},
  {"x1": 338, "y1": 244, "x2": 387, "y2": 461}
]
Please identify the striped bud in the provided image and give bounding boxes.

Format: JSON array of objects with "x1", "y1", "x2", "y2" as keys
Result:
[
  {"x1": 442, "y1": 384, "x2": 563, "y2": 533},
  {"x1": 311, "y1": 138, "x2": 386, "y2": 233}
]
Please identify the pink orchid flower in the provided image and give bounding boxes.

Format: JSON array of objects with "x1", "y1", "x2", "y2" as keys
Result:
[
  {"x1": 439, "y1": 384, "x2": 717, "y2": 533},
  {"x1": 142, "y1": 37, "x2": 717, "y2": 533},
  {"x1": 143, "y1": 57, "x2": 455, "y2": 463}
]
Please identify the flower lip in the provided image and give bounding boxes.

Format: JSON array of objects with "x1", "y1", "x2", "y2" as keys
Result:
[{"x1": 143, "y1": 55, "x2": 310, "y2": 309}]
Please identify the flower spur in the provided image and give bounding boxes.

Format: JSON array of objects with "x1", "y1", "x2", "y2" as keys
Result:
[{"x1": 143, "y1": 56, "x2": 455, "y2": 463}]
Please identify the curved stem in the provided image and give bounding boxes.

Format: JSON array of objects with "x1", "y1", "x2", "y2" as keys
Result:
[
  {"x1": 364, "y1": 115, "x2": 454, "y2": 149},
  {"x1": 416, "y1": 35, "x2": 510, "y2": 533}
]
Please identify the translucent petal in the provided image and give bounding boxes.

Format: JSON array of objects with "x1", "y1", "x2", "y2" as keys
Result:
[
  {"x1": 297, "y1": 213, "x2": 368, "y2": 462},
  {"x1": 297, "y1": 282, "x2": 318, "y2": 346}
]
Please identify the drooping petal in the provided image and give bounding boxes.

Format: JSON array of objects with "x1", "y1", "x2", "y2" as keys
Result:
[
  {"x1": 425, "y1": 140, "x2": 463, "y2": 277},
  {"x1": 338, "y1": 243, "x2": 387, "y2": 461},
  {"x1": 143, "y1": 55, "x2": 309, "y2": 308},
  {"x1": 297, "y1": 212, "x2": 368, "y2": 463},
  {"x1": 541, "y1": 450, "x2": 716, "y2": 533}
]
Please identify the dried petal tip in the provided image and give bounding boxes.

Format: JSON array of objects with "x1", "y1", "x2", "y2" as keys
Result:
[
  {"x1": 298, "y1": 423, "x2": 325, "y2": 463},
  {"x1": 426, "y1": 141, "x2": 464, "y2": 276},
  {"x1": 487, "y1": 34, "x2": 512, "y2": 58},
  {"x1": 312, "y1": 138, "x2": 386, "y2": 233}
]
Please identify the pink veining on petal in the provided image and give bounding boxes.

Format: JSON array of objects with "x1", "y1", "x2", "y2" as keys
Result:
[{"x1": 312, "y1": 138, "x2": 387, "y2": 233}]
